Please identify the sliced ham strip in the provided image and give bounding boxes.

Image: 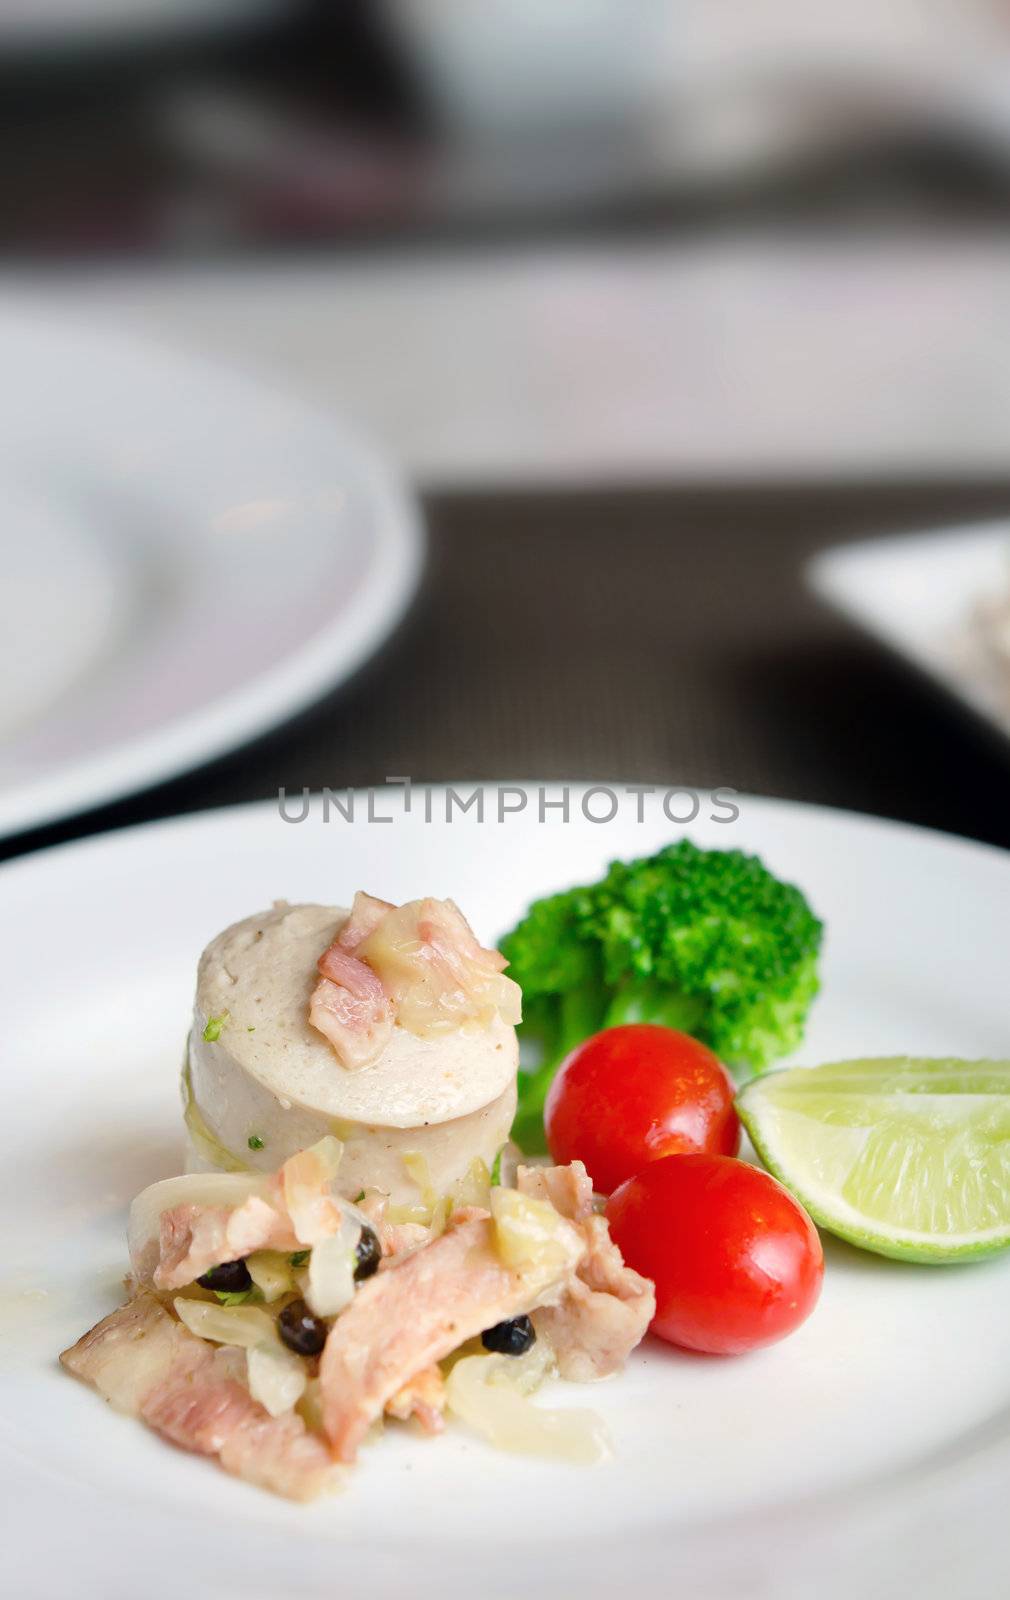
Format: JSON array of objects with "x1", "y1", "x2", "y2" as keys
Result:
[
  {"x1": 417, "y1": 898, "x2": 510, "y2": 978},
  {"x1": 357, "y1": 1191, "x2": 431, "y2": 1260},
  {"x1": 319, "y1": 1209, "x2": 584, "y2": 1463},
  {"x1": 385, "y1": 1364, "x2": 447, "y2": 1435},
  {"x1": 309, "y1": 892, "x2": 520, "y2": 1065},
  {"x1": 309, "y1": 892, "x2": 397, "y2": 1070},
  {"x1": 515, "y1": 1159, "x2": 596, "y2": 1223},
  {"x1": 529, "y1": 1216, "x2": 655, "y2": 1381},
  {"x1": 309, "y1": 950, "x2": 394, "y2": 1071},
  {"x1": 360, "y1": 897, "x2": 522, "y2": 1036},
  {"x1": 517, "y1": 1164, "x2": 655, "y2": 1381},
  {"x1": 317, "y1": 946, "x2": 383, "y2": 993},
  {"x1": 337, "y1": 890, "x2": 395, "y2": 952},
  {"x1": 146, "y1": 1143, "x2": 342, "y2": 1290},
  {"x1": 61, "y1": 1295, "x2": 338, "y2": 1502},
  {"x1": 153, "y1": 1195, "x2": 298, "y2": 1291},
  {"x1": 61, "y1": 1291, "x2": 197, "y2": 1412},
  {"x1": 308, "y1": 896, "x2": 398, "y2": 1068}
]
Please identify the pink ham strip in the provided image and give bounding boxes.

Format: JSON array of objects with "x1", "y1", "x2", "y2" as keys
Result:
[
  {"x1": 153, "y1": 1194, "x2": 299, "y2": 1291},
  {"x1": 61, "y1": 1295, "x2": 338, "y2": 1502},
  {"x1": 516, "y1": 1164, "x2": 655, "y2": 1381},
  {"x1": 357, "y1": 1190, "x2": 431, "y2": 1260},
  {"x1": 385, "y1": 1364, "x2": 447, "y2": 1435},
  {"x1": 310, "y1": 947, "x2": 394, "y2": 1071},
  {"x1": 146, "y1": 1154, "x2": 335, "y2": 1292},
  {"x1": 417, "y1": 898, "x2": 510, "y2": 976},
  {"x1": 319, "y1": 1209, "x2": 584, "y2": 1463},
  {"x1": 515, "y1": 1159, "x2": 596, "y2": 1223},
  {"x1": 309, "y1": 890, "x2": 395, "y2": 1072},
  {"x1": 528, "y1": 1216, "x2": 655, "y2": 1382},
  {"x1": 392, "y1": 897, "x2": 522, "y2": 1028},
  {"x1": 337, "y1": 890, "x2": 395, "y2": 951},
  {"x1": 309, "y1": 891, "x2": 521, "y2": 1066}
]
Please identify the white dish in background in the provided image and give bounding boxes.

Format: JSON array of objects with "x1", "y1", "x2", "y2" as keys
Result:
[
  {"x1": 0, "y1": 304, "x2": 423, "y2": 841},
  {"x1": 38, "y1": 240, "x2": 1010, "y2": 488},
  {"x1": 808, "y1": 522, "x2": 1010, "y2": 743},
  {"x1": 0, "y1": 0, "x2": 284, "y2": 49},
  {"x1": 3, "y1": 786, "x2": 1010, "y2": 1600}
]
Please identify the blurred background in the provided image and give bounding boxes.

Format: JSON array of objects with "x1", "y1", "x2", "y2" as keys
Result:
[{"x1": 5, "y1": 0, "x2": 1010, "y2": 857}]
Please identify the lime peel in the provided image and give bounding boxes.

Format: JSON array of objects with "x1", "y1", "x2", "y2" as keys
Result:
[{"x1": 738, "y1": 1056, "x2": 1010, "y2": 1263}]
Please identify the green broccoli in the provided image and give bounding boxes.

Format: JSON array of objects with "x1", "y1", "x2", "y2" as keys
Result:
[{"x1": 502, "y1": 838, "x2": 823, "y2": 1152}]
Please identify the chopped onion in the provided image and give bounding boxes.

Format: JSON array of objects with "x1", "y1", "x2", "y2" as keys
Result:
[
  {"x1": 453, "y1": 1157, "x2": 492, "y2": 1211},
  {"x1": 129, "y1": 1173, "x2": 266, "y2": 1279},
  {"x1": 309, "y1": 1134, "x2": 344, "y2": 1181},
  {"x1": 296, "y1": 1377, "x2": 325, "y2": 1434},
  {"x1": 402, "y1": 1151, "x2": 437, "y2": 1219},
  {"x1": 487, "y1": 1337, "x2": 556, "y2": 1395},
  {"x1": 393, "y1": 1152, "x2": 491, "y2": 1235},
  {"x1": 247, "y1": 1343, "x2": 307, "y2": 1418},
  {"x1": 358, "y1": 897, "x2": 521, "y2": 1033},
  {"x1": 427, "y1": 1194, "x2": 452, "y2": 1239},
  {"x1": 445, "y1": 1351, "x2": 610, "y2": 1464},
  {"x1": 338, "y1": 1193, "x2": 382, "y2": 1234},
  {"x1": 490, "y1": 1188, "x2": 582, "y2": 1290},
  {"x1": 304, "y1": 1215, "x2": 358, "y2": 1317},
  {"x1": 173, "y1": 1297, "x2": 280, "y2": 1349},
  {"x1": 282, "y1": 1137, "x2": 344, "y2": 1245},
  {"x1": 245, "y1": 1250, "x2": 294, "y2": 1303},
  {"x1": 495, "y1": 1143, "x2": 522, "y2": 1190},
  {"x1": 386, "y1": 1202, "x2": 431, "y2": 1226}
]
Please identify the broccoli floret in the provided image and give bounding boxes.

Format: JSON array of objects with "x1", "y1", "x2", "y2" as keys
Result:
[{"x1": 502, "y1": 838, "x2": 823, "y2": 1153}]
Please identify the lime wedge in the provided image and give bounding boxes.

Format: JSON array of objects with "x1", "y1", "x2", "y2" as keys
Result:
[{"x1": 737, "y1": 1057, "x2": 1010, "y2": 1262}]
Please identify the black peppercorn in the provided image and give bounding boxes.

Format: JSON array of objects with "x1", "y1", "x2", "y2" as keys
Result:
[
  {"x1": 278, "y1": 1298, "x2": 328, "y2": 1357},
  {"x1": 481, "y1": 1314, "x2": 536, "y2": 1356},
  {"x1": 197, "y1": 1258, "x2": 252, "y2": 1294},
  {"x1": 354, "y1": 1225, "x2": 382, "y2": 1281}
]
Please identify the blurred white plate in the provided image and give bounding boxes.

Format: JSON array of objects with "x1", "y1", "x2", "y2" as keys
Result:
[
  {"x1": 3, "y1": 787, "x2": 1010, "y2": 1599},
  {"x1": 0, "y1": 0, "x2": 285, "y2": 50},
  {"x1": 0, "y1": 304, "x2": 423, "y2": 840},
  {"x1": 808, "y1": 523, "x2": 1010, "y2": 743}
]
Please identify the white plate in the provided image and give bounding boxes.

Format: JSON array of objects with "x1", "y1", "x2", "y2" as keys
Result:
[
  {"x1": 0, "y1": 0, "x2": 284, "y2": 50},
  {"x1": 808, "y1": 523, "x2": 1010, "y2": 745},
  {"x1": 0, "y1": 304, "x2": 423, "y2": 841},
  {"x1": 3, "y1": 787, "x2": 1009, "y2": 1600}
]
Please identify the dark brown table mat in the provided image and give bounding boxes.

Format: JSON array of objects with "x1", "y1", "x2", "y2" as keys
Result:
[{"x1": 6, "y1": 480, "x2": 1010, "y2": 863}]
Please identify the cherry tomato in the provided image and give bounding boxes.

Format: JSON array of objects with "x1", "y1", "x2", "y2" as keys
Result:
[
  {"x1": 606, "y1": 1153, "x2": 823, "y2": 1355},
  {"x1": 544, "y1": 1024, "x2": 740, "y2": 1194}
]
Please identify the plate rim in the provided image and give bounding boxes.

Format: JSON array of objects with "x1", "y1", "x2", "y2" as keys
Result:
[
  {"x1": 6, "y1": 785, "x2": 1010, "y2": 1600},
  {"x1": 0, "y1": 375, "x2": 425, "y2": 845},
  {"x1": 5, "y1": 782, "x2": 1009, "y2": 884}
]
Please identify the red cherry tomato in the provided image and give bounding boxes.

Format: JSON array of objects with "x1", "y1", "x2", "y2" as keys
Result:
[
  {"x1": 606, "y1": 1153, "x2": 823, "y2": 1355},
  {"x1": 544, "y1": 1024, "x2": 740, "y2": 1194}
]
